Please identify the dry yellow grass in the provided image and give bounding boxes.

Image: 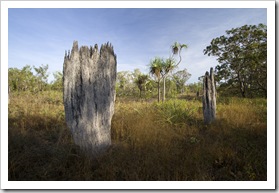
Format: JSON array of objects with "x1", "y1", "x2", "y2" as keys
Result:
[{"x1": 8, "y1": 91, "x2": 267, "y2": 180}]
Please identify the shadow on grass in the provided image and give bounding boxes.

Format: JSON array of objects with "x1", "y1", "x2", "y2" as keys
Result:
[
  {"x1": 8, "y1": 111, "x2": 267, "y2": 181},
  {"x1": 8, "y1": 115, "x2": 92, "y2": 181},
  {"x1": 197, "y1": 118, "x2": 267, "y2": 181}
]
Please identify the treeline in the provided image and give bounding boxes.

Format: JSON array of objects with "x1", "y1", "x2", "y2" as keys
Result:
[
  {"x1": 8, "y1": 64, "x2": 62, "y2": 92},
  {"x1": 116, "y1": 68, "x2": 196, "y2": 99},
  {"x1": 8, "y1": 64, "x2": 198, "y2": 99},
  {"x1": 8, "y1": 23, "x2": 267, "y2": 99}
]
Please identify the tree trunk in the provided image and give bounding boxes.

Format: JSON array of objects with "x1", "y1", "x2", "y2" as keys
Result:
[
  {"x1": 240, "y1": 81, "x2": 246, "y2": 98},
  {"x1": 63, "y1": 41, "x2": 117, "y2": 157},
  {"x1": 157, "y1": 80, "x2": 160, "y2": 102},
  {"x1": 237, "y1": 72, "x2": 246, "y2": 98},
  {"x1": 162, "y1": 77, "x2": 166, "y2": 102},
  {"x1": 203, "y1": 67, "x2": 216, "y2": 124},
  {"x1": 8, "y1": 86, "x2": 10, "y2": 104}
]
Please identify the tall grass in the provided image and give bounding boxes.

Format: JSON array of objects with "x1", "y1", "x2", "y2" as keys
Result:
[{"x1": 8, "y1": 91, "x2": 266, "y2": 180}]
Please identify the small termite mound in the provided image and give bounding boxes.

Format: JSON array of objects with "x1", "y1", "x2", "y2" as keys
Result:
[{"x1": 202, "y1": 67, "x2": 216, "y2": 124}]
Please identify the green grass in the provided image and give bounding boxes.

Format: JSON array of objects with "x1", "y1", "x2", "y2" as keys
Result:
[{"x1": 8, "y1": 91, "x2": 267, "y2": 180}]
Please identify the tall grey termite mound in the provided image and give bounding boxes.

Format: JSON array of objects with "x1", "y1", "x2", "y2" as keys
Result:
[
  {"x1": 203, "y1": 67, "x2": 216, "y2": 124},
  {"x1": 63, "y1": 41, "x2": 117, "y2": 156}
]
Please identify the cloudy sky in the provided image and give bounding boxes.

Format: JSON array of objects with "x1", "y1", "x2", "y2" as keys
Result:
[{"x1": 8, "y1": 7, "x2": 267, "y2": 83}]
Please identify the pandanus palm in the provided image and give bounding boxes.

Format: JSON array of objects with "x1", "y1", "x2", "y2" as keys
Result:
[
  {"x1": 171, "y1": 42, "x2": 188, "y2": 67},
  {"x1": 134, "y1": 74, "x2": 149, "y2": 98},
  {"x1": 161, "y1": 58, "x2": 176, "y2": 102},
  {"x1": 161, "y1": 42, "x2": 188, "y2": 102},
  {"x1": 149, "y1": 57, "x2": 164, "y2": 102},
  {"x1": 149, "y1": 42, "x2": 188, "y2": 102}
]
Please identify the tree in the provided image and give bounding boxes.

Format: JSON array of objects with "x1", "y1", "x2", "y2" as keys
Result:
[
  {"x1": 116, "y1": 71, "x2": 135, "y2": 97},
  {"x1": 132, "y1": 68, "x2": 141, "y2": 79},
  {"x1": 188, "y1": 82, "x2": 203, "y2": 96},
  {"x1": 161, "y1": 42, "x2": 188, "y2": 102},
  {"x1": 34, "y1": 64, "x2": 49, "y2": 91},
  {"x1": 172, "y1": 69, "x2": 191, "y2": 94},
  {"x1": 117, "y1": 71, "x2": 129, "y2": 90},
  {"x1": 171, "y1": 42, "x2": 188, "y2": 68},
  {"x1": 159, "y1": 42, "x2": 188, "y2": 101},
  {"x1": 51, "y1": 71, "x2": 63, "y2": 91},
  {"x1": 149, "y1": 57, "x2": 164, "y2": 102},
  {"x1": 134, "y1": 74, "x2": 149, "y2": 98},
  {"x1": 9, "y1": 67, "x2": 21, "y2": 92},
  {"x1": 149, "y1": 42, "x2": 188, "y2": 102},
  {"x1": 204, "y1": 23, "x2": 267, "y2": 98},
  {"x1": 161, "y1": 57, "x2": 176, "y2": 101},
  {"x1": 8, "y1": 65, "x2": 37, "y2": 92}
]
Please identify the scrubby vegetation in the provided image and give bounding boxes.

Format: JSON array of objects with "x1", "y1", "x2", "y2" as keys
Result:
[{"x1": 8, "y1": 91, "x2": 266, "y2": 181}]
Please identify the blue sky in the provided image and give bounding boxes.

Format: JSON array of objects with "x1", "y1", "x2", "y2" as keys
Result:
[{"x1": 8, "y1": 8, "x2": 267, "y2": 83}]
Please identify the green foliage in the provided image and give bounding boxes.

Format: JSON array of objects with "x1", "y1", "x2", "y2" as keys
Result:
[
  {"x1": 115, "y1": 69, "x2": 194, "y2": 101},
  {"x1": 155, "y1": 99, "x2": 198, "y2": 125},
  {"x1": 171, "y1": 42, "x2": 188, "y2": 67},
  {"x1": 188, "y1": 82, "x2": 203, "y2": 95},
  {"x1": 204, "y1": 23, "x2": 267, "y2": 98},
  {"x1": 149, "y1": 57, "x2": 164, "y2": 102},
  {"x1": 134, "y1": 73, "x2": 149, "y2": 98},
  {"x1": 9, "y1": 66, "x2": 34, "y2": 92},
  {"x1": 163, "y1": 57, "x2": 176, "y2": 74},
  {"x1": 116, "y1": 71, "x2": 134, "y2": 97},
  {"x1": 172, "y1": 69, "x2": 191, "y2": 94},
  {"x1": 51, "y1": 71, "x2": 63, "y2": 91},
  {"x1": 34, "y1": 64, "x2": 49, "y2": 91},
  {"x1": 149, "y1": 57, "x2": 164, "y2": 81},
  {"x1": 8, "y1": 65, "x2": 49, "y2": 92},
  {"x1": 171, "y1": 42, "x2": 188, "y2": 56},
  {"x1": 147, "y1": 42, "x2": 188, "y2": 102},
  {"x1": 8, "y1": 64, "x2": 65, "y2": 93}
]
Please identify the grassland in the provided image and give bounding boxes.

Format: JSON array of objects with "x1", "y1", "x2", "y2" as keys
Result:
[{"x1": 8, "y1": 91, "x2": 267, "y2": 181}]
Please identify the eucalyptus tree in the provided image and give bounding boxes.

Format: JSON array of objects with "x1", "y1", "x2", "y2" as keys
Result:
[
  {"x1": 117, "y1": 71, "x2": 130, "y2": 90},
  {"x1": 51, "y1": 71, "x2": 63, "y2": 91},
  {"x1": 172, "y1": 68, "x2": 191, "y2": 94},
  {"x1": 116, "y1": 71, "x2": 134, "y2": 96},
  {"x1": 8, "y1": 65, "x2": 37, "y2": 92},
  {"x1": 204, "y1": 23, "x2": 267, "y2": 98},
  {"x1": 34, "y1": 64, "x2": 49, "y2": 91},
  {"x1": 9, "y1": 67, "x2": 23, "y2": 92}
]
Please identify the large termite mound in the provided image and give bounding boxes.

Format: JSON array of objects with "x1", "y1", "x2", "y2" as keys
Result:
[{"x1": 63, "y1": 41, "x2": 117, "y2": 156}]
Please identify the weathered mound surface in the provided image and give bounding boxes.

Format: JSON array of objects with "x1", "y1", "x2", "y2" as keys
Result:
[{"x1": 63, "y1": 41, "x2": 117, "y2": 156}]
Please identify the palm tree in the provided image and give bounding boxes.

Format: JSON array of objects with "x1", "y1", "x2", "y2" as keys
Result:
[
  {"x1": 161, "y1": 57, "x2": 176, "y2": 102},
  {"x1": 161, "y1": 42, "x2": 187, "y2": 102},
  {"x1": 171, "y1": 42, "x2": 188, "y2": 68},
  {"x1": 149, "y1": 42, "x2": 188, "y2": 102},
  {"x1": 149, "y1": 57, "x2": 164, "y2": 102},
  {"x1": 134, "y1": 74, "x2": 149, "y2": 98}
]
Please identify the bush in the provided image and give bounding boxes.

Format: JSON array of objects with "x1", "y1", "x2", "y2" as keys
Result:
[{"x1": 154, "y1": 99, "x2": 199, "y2": 125}]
